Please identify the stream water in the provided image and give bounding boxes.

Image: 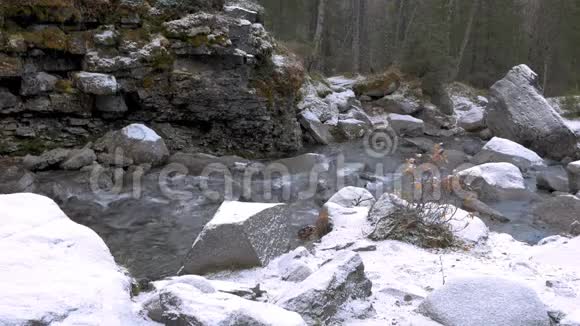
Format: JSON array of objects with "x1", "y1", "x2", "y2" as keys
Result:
[{"x1": 33, "y1": 137, "x2": 557, "y2": 279}]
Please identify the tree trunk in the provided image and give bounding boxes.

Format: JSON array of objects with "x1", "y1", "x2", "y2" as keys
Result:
[
  {"x1": 352, "y1": 0, "x2": 361, "y2": 73},
  {"x1": 453, "y1": 0, "x2": 479, "y2": 80},
  {"x1": 309, "y1": 0, "x2": 326, "y2": 72},
  {"x1": 395, "y1": 2, "x2": 418, "y2": 65}
]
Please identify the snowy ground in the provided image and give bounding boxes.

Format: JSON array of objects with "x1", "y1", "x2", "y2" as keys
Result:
[{"x1": 202, "y1": 201, "x2": 580, "y2": 325}]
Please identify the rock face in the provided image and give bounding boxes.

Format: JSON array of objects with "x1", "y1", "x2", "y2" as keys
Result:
[
  {"x1": 486, "y1": 65, "x2": 578, "y2": 160},
  {"x1": 0, "y1": 193, "x2": 143, "y2": 325},
  {"x1": 276, "y1": 250, "x2": 372, "y2": 325},
  {"x1": 94, "y1": 124, "x2": 169, "y2": 166},
  {"x1": 181, "y1": 201, "x2": 292, "y2": 275},
  {"x1": 419, "y1": 277, "x2": 550, "y2": 326},
  {"x1": 0, "y1": 1, "x2": 304, "y2": 157},
  {"x1": 455, "y1": 163, "x2": 527, "y2": 201},
  {"x1": 472, "y1": 137, "x2": 546, "y2": 171}
]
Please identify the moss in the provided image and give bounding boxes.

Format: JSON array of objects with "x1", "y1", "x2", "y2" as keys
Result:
[
  {"x1": 150, "y1": 51, "x2": 174, "y2": 70},
  {"x1": 188, "y1": 34, "x2": 209, "y2": 47},
  {"x1": 251, "y1": 57, "x2": 305, "y2": 109},
  {"x1": 13, "y1": 138, "x2": 52, "y2": 156},
  {"x1": 142, "y1": 76, "x2": 155, "y2": 89},
  {"x1": 55, "y1": 79, "x2": 76, "y2": 94}
]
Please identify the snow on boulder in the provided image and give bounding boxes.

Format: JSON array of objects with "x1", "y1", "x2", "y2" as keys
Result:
[
  {"x1": 94, "y1": 123, "x2": 169, "y2": 166},
  {"x1": 325, "y1": 89, "x2": 357, "y2": 113},
  {"x1": 447, "y1": 207, "x2": 489, "y2": 243},
  {"x1": 145, "y1": 282, "x2": 306, "y2": 326},
  {"x1": 472, "y1": 137, "x2": 546, "y2": 171},
  {"x1": 276, "y1": 250, "x2": 372, "y2": 325},
  {"x1": 0, "y1": 193, "x2": 144, "y2": 325},
  {"x1": 72, "y1": 72, "x2": 119, "y2": 95},
  {"x1": 388, "y1": 113, "x2": 425, "y2": 137},
  {"x1": 180, "y1": 201, "x2": 292, "y2": 275},
  {"x1": 561, "y1": 310, "x2": 580, "y2": 326},
  {"x1": 418, "y1": 277, "x2": 550, "y2": 326},
  {"x1": 486, "y1": 64, "x2": 577, "y2": 160},
  {"x1": 327, "y1": 186, "x2": 376, "y2": 208},
  {"x1": 537, "y1": 165, "x2": 570, "y2": 192},
  {"x1": 455, "y1": 163, "x2": 527, "y2": 201}
]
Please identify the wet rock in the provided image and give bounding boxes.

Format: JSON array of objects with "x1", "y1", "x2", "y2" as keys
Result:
[
  {"x1": 388, "y1": 113, "x2": 425, "y2": 137},
  {"x1": 23, "y1": 148, "x2": 71, "y2": 171},
  {"x1": 455, "y1": 163, "x2": 527, "y2": 201},
  {"x1": 276, "y1": 251, "x2": 372, "y2": 325},
  {"x1": 418, "y1": 277, "x2": 550, "y2": 326},
  {"x1": 537, "y1": 166, "x2": 570, "y2": 192},
  {"x1": 146, "y1": 282, "x2": 306, "y2": 326},
  {"x1": 181, "y1": 201, "x2": 292, "y2": 275},
  {"x1": 487, "y1": 65, "x2": 577, "y2": 160},
  {"x1": 72, "y1": 72, "x2": 119, "y2": 95},
  {"x1": 337, "y1": 119, "x2": 369, "y2": 140},
  {"x1": 532, "y1": 195, "x2": 580, "y2": 231},
  {"x1": 60, "y1": 148, "x2": 97, "y2": 170},
  {"x1": 94, "y1": 124, "x2": 169, "y2": 166},
  {"x1": 566, "y1": 161, "x2": 580, "y2": 193},
  {"x1": 374, "y1": 93, "x2": 422, "y2": 115},
  {"x1": 273, "y1": 153, "x2": 328, "y2": 175},
  {"x1": 472, "y1": 137, "x2": 546, "y2": 172},
  {"x1": 327, "y1": 186, "x2": 375, "y2": 208},
  {"x1": 0, "y1": 165, "x2": 36, "y2": 194},
  {"x1": 95, "y1": 95, "x2": 128, "y2": 114},
  {"x1": 168, "y1": 152, "x2": 248, "y2": 175},
  {"x1": 20, "y1": 72, "x2": 59, "y2": 96}
]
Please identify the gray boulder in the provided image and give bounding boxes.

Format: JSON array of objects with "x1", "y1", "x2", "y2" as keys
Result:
[
  {"x1": 374, "y1": 94, "x2": 422, "y2": 115},
  {"x1": 458, "y1": 106, "x2": 486, "y2": 132},
  {"x1": 299, "y1": 111, "x2": 336, "y2": 145},
  {"x1": 472, "y1": 137, "x2": 546, "y2": 171},
  {"x1": 567, "y1": 161, "x2": 580, "y2": 192},
  {"x1": 181, "y1": 201, "x2": 292, "y2": 275},
  {"x1": 94, "y1": 124, "x2": 169, "y2": 166},
  {"x1": 72, "y1": 72, "x2": 119, "y2": 95},
  {"x1": 20, "y1": 72, "x2": 59, "y2": 96},
  {"x1": 336, "y1": 119, "x2": 369, "y2": 140},
  {"x1": 537, "y1": 166, "x2": 570, "y2": 192},
  {"x1": 276, "y1": 251, "x2": 372, "y2": 325},
  {"x1": 0, "y1": 165, "x2": 36, "y2": 194},
  {"x1": 532, "y1": 195, "x2": 580, "y2": 232},
  {"x1": 455, "y1": 163, "x2": 527, "y2": 201},
  {"x1": 388, "y1": 113, "x2": 425, "y2": 137},
  {"x1": 273, "y1": 153, "x2": 328, "y2": 175},
  {"x1": 418, "y1": 277, "x2": 550, "y2": 326},
  {"x1": 60, "y1": 148, "x2": 97, "y2": 170},
  {"x1": 23, "y1": 148, "x2": 71, "y2": 171},
  {"x1": 486, "y1": 65, "x2": 577, "y2": 160}
]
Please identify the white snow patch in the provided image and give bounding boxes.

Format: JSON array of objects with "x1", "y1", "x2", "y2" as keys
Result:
[
  {"x1": 0, "y1": 193, "x2": 154, "y2": 326},
  {"x1": 121, "y1": 124, "x2": 161, "y2": 142},
  {"x1": 207, "y1": 201, "x2": 283, "y2": 225}
]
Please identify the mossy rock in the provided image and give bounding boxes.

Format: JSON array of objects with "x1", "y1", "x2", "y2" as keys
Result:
[
  {"x1": 251, "y1": 56, "x2": 304, "y2": 108},
  {"x1": 353, "y1": 72, "x2": 401, "y2": 98},
  {"x1": 1, "y1": 0, "x2": 113, "y2": 23}
]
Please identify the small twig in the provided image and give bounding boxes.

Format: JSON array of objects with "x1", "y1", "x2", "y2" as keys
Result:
[{"x1": 439, "y1": 256, "x2": 446, "y2": 285}]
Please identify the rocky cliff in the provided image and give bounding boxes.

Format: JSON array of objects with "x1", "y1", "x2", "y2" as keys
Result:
[{"x1": 0, "y1": 0, "x2": 304, "y2": 158}]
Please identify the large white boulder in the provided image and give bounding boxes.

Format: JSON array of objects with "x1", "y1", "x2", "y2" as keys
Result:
[
  {"x1": 472, "y1": 137, "x2": 546, "y2": 171},
  {"x1": 486, "y1": 65, "x2": 577, "y2": 160},
  {"x1": 145, "y1": 281, "x2": 306, "y2": 326},
  {"x1": 181, "y1": 201, "x2": 292, "y2": 275},
  {"x1": 95, "y1": 123, "x2": 169, "y2": 166},
  {"x1": 276, "y1": 250, "x2": 372, "y2": 325},
  {"x1": 418, "y1": 277, "x2": 550, "y2": 326},
  {"x1": 0, "y1": 193, "x2": 146, "y2": 325},
  {"x1": 455, "y1": 163, "x2": 527, "y2": 201}
]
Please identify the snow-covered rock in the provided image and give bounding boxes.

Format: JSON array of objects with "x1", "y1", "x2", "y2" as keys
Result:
[
  {"x1": 0, "y1": 193, "x2": 148, "y2": 325},
  {"x1": 561, "y1": 310, "x2": 580, "y2": 326},
  {"x1": 537, "y1": 166, "x2": 570, "y2": 192},
  {"x1": 486, "y1": 64, "x2": 577, "y2": 160},
  {"x1": 276, "y1": 250, "x2": 372, "y2": 325},
  {"x1": 418, "y1": 277, "x2": 550, "y2": 326},
  {"x1": 72, "y1": 72, "x2": 119, "y2": 95},
  {"x1": 298, "y1": 110, "x2": 336, "y2": 145},
  {"x1": 388, "y1": 113, "x2": 425, "y2": 137},
  {"x1": 146, "y1": 282, "x2": 306, "y2": 326},
  {"x1": 472, "y1": 137, "x2": 546, "y2": 171},
  {"x1": 325, "y1": 89, "x2": 357, "y2": 113},
  {"x1": 455, "y1": 163, "x2": 527, "y2": 201},
  {"x1": 181, "y1": 201, "x2": 292, "y2": 275},
  {"x1": 327, "y1": 186, "x2": 375, "y2": 208},
  {"x1": 277, "y1": 247, "x2": 317, "y2": 283},
  {"x1": 447, "y1": 207, "x2": 489, "y2": 244},
  {"x1": 94, "y1": 123, "x2": 169, "y2": 166},
  {"x1": 337, "y1": 118, "x2": 370, "y2": 140}
]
